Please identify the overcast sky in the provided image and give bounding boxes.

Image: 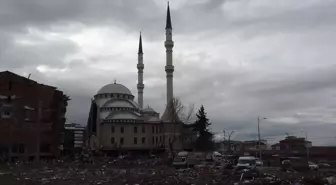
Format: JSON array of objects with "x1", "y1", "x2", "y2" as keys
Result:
[{"x1": 1, "y1": 0, "x2": 336, "y2": 145}]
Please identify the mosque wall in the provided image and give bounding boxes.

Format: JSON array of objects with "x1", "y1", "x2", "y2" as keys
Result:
[{"x1": 99, "y1": 123, "x2": 164, "y2": 150}]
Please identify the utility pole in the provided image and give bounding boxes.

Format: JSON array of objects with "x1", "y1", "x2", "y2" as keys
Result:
[
  {"x1": 257, "y1": 117, "x2": 266, "y2": 160},
  {"x1": 257, "y1": 117, "x2": 261, "y2": 159},
  {"x1": 222, "y1": 130, "x2": 226, "y2": 153},
  {"x1": 228, "y1": 130, "x2": 235, "y2": 154},
  {"x1": 301, "y1": 130, "x2": 309, "y2": 161}
]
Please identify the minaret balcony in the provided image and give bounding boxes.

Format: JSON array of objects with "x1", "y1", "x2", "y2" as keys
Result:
[
  {"x1": 165, "y1": 65, "x2": 174, "y2": 73},
  {"x1": 164, "y1": 40, "x2": 174, "y2": 47},
  {"x1": 137, "y1": 64, "x2": 144, "y2": 69},
  {"x1": 137, "y1": 84, "x2": 144, "y2": 89}
]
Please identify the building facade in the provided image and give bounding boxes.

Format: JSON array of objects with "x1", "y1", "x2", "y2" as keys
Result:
[
  {"x1": 63, "y1": 122, "x2": 85, "y2": 154},
  {"x1": 86, "y1": 4, "x2": 186, "y2": 154},
  {"x1": 278, "y1": 136, "x2": 311, "y2": 151},
  {"x1": 0, "y1": 71, "x2": 69, "y2": 161}
]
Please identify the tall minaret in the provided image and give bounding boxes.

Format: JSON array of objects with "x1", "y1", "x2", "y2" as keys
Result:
[
  {"x1": 165, "y1": 2, "x2": 174, "y2": 106},
  {"x1": 137, "y1": 32, "x2": 144, "y2": 109}
]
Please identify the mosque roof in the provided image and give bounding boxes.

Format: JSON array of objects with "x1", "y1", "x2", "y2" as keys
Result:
[{"x1": 97, "y1": 83, "x2": 132, "y2": 95}]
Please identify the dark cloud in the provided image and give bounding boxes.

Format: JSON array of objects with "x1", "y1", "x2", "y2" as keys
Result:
[{"x1": 1, "y1": 37, "x2": 78, "y2": 69}]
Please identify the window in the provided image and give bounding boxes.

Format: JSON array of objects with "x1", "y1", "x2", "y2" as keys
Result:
[
  {"x1": 40, "y1": 144, "x2": 50, "y2": 153},
  {"x1": 134, "y1": 126, "x2": 138, "y2": 133},
  {"x1": 134, "y1": 137, "x2": 137, "y2": 144},
  {"x1": 19, "y1": 144, "x2": 25, "y2": 153},
  {"x1": 156, "y1": 126, "x2": 158, "y2": 133},
  {"x1": 142, "y1": 137, "x2": 146, "y2": 144},
  {"x1": 111, "y1": 126, "x2": 115, "y2": 133},
  {"x1": 120, "y1": 137, "x2": 124, "y2": 145},
  {"x1": 1, "y1": 111, "x2": 11, "y2": 118},
  {"x1": 152, "y1": 136, "x2": 154, "y2": 144},
  {"x1": 156, "y1": 137, "x2": 158, "y2": 144},
  {"x1": 142, "y1": 126, "x2": 145, "y2": 133},
  {"x1": 111, "y1": 137, "x2": 115, "y2": 144},
  {"x1": 120, "y1": 127, "x2": 124, "y2": 133},
  {"x1": 152, "y1": 126, "x2": 154, "y2": 133}
]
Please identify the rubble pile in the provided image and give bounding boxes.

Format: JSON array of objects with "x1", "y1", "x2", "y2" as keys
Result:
[
  {"x1": 226, "y1": 170, "x2": 336, "y2": 185},
  {"x1": 1, "y1": 158, "x2": 336, "y2": 185},
  {"x1": 2, "y1": 159, "x2": 226, "y2": 185}
]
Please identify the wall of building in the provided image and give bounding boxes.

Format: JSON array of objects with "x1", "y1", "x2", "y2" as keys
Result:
[
  {"x1": 99, "y1": 122, "x2": 164, "y2": 150},
  {"x1": 162, "y1": 122, "x2": 183, "y2": 151},
  {"x1": 0, "y1": 71, "x2": 68, "y2": 160},
  {"x1": 63, "y1": 123, "x2": 85, "y2": 154}
]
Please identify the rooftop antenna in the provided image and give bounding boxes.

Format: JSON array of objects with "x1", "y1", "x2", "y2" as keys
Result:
[{"x1": 28, "y1": 73, "x2": 31, "y2": 79}]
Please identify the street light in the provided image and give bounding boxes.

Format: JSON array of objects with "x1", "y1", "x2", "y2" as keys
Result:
[
  {"x1": 228, "y1": 130, "x2": 236, "y2": 153},
  {"x1": 301, "y1": 129, "x2": 309, "y2": 161},
  {"x1": 258, "y1": 117, "x2": 267, "y2": 160}
]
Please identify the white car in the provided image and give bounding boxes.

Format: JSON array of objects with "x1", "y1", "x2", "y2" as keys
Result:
[
  {"x1": 308, "y1": 161, "x2": 319, "y2": 170},
  {"x1": 256, "y1": 160, "x2": 263, "y2": 167}
]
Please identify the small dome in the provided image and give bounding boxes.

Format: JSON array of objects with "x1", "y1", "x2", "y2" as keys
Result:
[
  {"x1": 97, "y1": 83, "x2": 132, "y2": 95},
  {"x1": 143, "y1": 106, "x2": 155, "y2": 112}
]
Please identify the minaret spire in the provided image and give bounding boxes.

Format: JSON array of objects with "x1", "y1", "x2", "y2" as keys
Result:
[
  {"x1": 137, "y1": 32, "x2": 144, "y2": 109},
  {"x1": 166, "y1": 2, "x2": 172, "y2": 29},
  {"x1": 138, "y1": 32, "x2": 143, "y2": 54},
  {"x1": 161, "y1": 2, "x2": 175, "y2": 121}
]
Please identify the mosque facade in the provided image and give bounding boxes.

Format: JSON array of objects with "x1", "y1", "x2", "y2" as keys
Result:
[{"x1": 86, "y1": 4, "x2": 188, "y2": 153}]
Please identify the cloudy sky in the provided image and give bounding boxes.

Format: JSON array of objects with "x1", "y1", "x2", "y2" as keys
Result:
[{"x1": 1, "y1": 0, "x2": 336, "y2": 145}]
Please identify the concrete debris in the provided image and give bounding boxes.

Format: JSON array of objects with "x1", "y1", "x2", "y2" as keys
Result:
[{"x1": 0, "y1": 158, "x2": 335, "y2": 185}]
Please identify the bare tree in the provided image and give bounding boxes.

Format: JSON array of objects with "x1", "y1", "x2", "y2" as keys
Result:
[{"x1": 164, "y1": 97, "x2": 195, "y2": 156}]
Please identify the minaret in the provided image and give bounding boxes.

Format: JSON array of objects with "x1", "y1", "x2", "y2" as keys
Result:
[
  {"x1": 165, "y1": 2, "x2": 174, "y2": 106},
  {"x1": 137, "y1": 32, "x2": 144, "y2": 109}
]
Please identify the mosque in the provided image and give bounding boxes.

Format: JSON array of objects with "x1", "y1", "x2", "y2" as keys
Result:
[{"x1": 86, "y1": 4, "x2": 191, "y2": 153}]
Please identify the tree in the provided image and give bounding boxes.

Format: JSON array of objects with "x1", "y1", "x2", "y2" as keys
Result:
[
  {"x1": 163, "y1": 97, "x2": 194, "y2": 156},
  {"x1": 193, "y1": 105, "x2": 214, "y2": 151}
]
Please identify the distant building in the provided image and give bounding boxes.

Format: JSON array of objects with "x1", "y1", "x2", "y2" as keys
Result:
[
  {"x1": 278, "y1": 136, "x2": 311, "y2": 151},
  {"x1": 215, "y1": 140, "x2": 242, "y2": 153},
  {"x1": 271, "y1": 143, "x2": 281, "y2": 151},
  {"x1": 0, "y1": 71, "x2": 69, "y2": 161},
  {"x1": 240, "y1": 140, "x2": 268, "y2": 151},
  {"x1": 63, "y1": 122, "x2": 85, "y2": 154}
]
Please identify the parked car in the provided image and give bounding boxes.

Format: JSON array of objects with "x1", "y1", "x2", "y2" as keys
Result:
[
  {"x1": 280, "y1": 157, "x2": 309, "y2": 172},
  {"x1": 236, "y1": 156, "x2": 257, "y2": 170},
  {"x1": 317, "y1": 163, "x2": 331, "y2": 169},
  {"x1": 256, "y1": 160, "x2": 263, "y2": 167},
  {"x1": 308, "y1": 161, "x2": 319, "y2": 171}
]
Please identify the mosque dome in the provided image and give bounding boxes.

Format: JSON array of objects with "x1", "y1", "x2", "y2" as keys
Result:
[
  {"x1": 143, "y1": 106, "x2": 155, "y2": 112},
  {"x1": 97, "y1": 83, "x2": 132, "y2": 95}
]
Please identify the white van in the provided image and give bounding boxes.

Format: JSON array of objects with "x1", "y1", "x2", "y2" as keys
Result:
[
  {"x1": 236, "y1": 156, "x2": 257, "y2": 170},
  {"x1": 173, "y1": 151, "x2": 204, "y2": 167}
]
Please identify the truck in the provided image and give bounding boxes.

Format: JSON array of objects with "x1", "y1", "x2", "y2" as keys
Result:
[{"x1": 172, "y1": 151, "x2": 205, "y2": 167}]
